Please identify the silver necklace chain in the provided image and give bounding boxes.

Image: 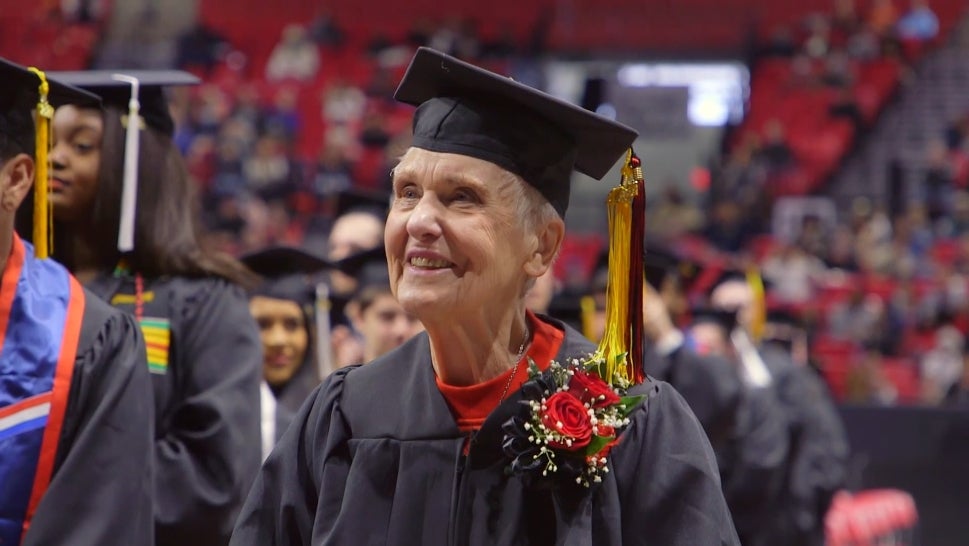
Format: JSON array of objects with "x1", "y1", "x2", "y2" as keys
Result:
[{"x1": 499, "y1": 325, "x2": 530, "y2": 402}]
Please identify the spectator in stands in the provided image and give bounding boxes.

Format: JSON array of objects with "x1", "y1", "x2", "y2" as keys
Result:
[
  {"x1": 829, "y1": 86, "x2": 866, "y2": 135},
  {"x1": 311, "y1": 137, "x2": 355, "y2": 199},
  {"x1": 647, "y1": 183, "x2": 704, "y2": 240},
  {"x1": 264, "y1": 87, "x2": 301, "y2": 143},
  {"x1": 322, "y1": 79, "x2": 366, "y2": 126},
  {"x1": 825, "y1": 224, "x2": 860, "y2": 271},
  {"x1": 846, "y1": 345, "x2": 898, "y2": 404},
  {"x1": 308, "y1": 10, "x2": 346, "y2": 49},
  {"x1": 243, "y1": 135, "x2": 299, "y2": 204},
  {"x1": 175, "y1": 23, "x2": 230, "y2": 75},
  {"x1": 942, "y1": 352, "x2": 969, "y2": 406},
  {"x1": 820, "y1": 50, "x2": 855, "y2": 88},
  {"x1": 265, "y1": 24, "x2": 320, "y2": 82},
  {"x1": 762, "y1": 242, "x2": 828, "y2": 305},
  {"x1": 829, "y1": 289, "x2": 887, "y2": 347},
  {"x1": 762, "y1": 26, "x2": 798, "y2": 58},
  {"x1": 924, "y1": 138, "x2": 955, "y2": 227},
  {"x1": 230, "y1": 84, "x2": 267, "y2": 134},
  {"x1": 760, "y1": 120, "x2": 795, "y2": 172},
  {"x1": 405, "y1": 18, "x2": 435, "y2": 48},
  {"x1": 920, "y1": 320, "x2": 965, "y2": 404},
  {"x1": 803, "y1": 14, "x2": 833, "y2": 58},
  {"x1": 868, "y1": 0, "x2": 900, "y2": 38},
  {"x1": 896, "y1": 0, "x2": 939, "y2": 42},
  {"x1": 832, "y1": 0, "x2": 862, "y2": 37}
]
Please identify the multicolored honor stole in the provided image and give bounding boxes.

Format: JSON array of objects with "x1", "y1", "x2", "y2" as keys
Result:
[
  {"x1": 111, "y1": 264, "x2": 170, "y2": 374},
  {"x1": 0, "y1": 235, "x2": 85, "y2": 545}
]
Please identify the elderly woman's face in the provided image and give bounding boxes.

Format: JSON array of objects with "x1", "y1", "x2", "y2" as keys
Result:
[{"x1": 386, "y1": 148, "x2": 537, "y2": 321}]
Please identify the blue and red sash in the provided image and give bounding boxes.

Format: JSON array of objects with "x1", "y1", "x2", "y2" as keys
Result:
[{"x1": 0, "y1": 235, "x2": 85, "y2": 545}]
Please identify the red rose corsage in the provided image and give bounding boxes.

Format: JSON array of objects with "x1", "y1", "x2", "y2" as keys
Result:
[{"x1": 502, "y1": 356, "x2": 646, "y2": 488}]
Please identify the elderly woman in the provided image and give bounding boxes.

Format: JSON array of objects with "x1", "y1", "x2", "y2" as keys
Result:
[{"x1": 231, "y1": 48, "x2": 738, "y2": 546}]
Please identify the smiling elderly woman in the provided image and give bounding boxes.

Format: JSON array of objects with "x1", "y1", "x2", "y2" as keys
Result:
[{"x1": 231, "y1": 48, "x2": 739, "y2": 546}]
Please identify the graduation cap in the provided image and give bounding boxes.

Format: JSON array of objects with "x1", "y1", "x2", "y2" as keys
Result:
[
  {"x1": 46, "y1": 69, "x2": 199, "y2": 136},
  {"x1": 0, "y1": 58, "x2": 100, "y2": 259},
  {"x1": 46, "y1": 69, "x2": 200, "y2": 254},
  {"x1": 643, "y1": 243, "x2": 704, "y2": 293},
  {"x1": 240, "y1": 246, "x2": 334, "y2": 306},
  {"x1": 394, "y1": 47, "x2": 638, "y2": 217},
  {"x1": 546, "y1": 291, "x2": 600, "y2": 341},
  {"x1": 689, "y1": 306, "x2": 740, "y2": 334},
  {"x1": 327, "y1": 186, "x2": 391, "y2": 220}
]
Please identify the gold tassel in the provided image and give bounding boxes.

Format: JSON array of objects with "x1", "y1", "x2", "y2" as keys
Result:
[
  {"x1": 746, "y1": 268, "x2": 766, "y2": 343},
  {"x1": 586, "y1": 150, "x2": 640, "y2": 388},
  {"x1": 27, "y1": 67, "x2": 54, "y2": 259},
  {"x1": 579, "y1": 295, "x2": 597, "y2": 341}
]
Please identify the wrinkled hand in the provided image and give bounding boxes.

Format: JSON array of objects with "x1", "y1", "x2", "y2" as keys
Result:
[{"x1": 643, "y1": 284, "x2": 676, "y2": 343}]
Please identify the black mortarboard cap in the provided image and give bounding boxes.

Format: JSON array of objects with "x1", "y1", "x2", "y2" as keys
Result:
[
  {"x1": 643, "y1": 243, "x2": 703, "y2": 292},
  {"x1": 394, "y1": 47, "x2": 639, "y2": 217},
  {"x1": 46, "y1": 69, "x2": 200, "y2": 136},
  {"x1": 0, "y1": 58, "x2": 100, "y2": 158},
  {"x1": 690, "y1": 306, "x2": 740, "y2": 334},
  {"x1": 241, "y1": 246, "x2": 334, "y2": 305},
  {"x1": 330, "y1": 186, "x2": 391, "y2": 220},
  {"x1": 705, "y1": 268, "x2": 774, "y2": 298},
  {"x1": 546, "y1": 291, "x2": 590, "y2": 335}
]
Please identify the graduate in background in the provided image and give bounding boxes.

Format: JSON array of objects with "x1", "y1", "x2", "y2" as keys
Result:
[
  {"x1": 0, "y1": 59, "x2": 153, "y2": 546},
  {"x1": 232, "y1": 47, "x2": 738, "y2": 546},
  {"x1": 687, "y1": 306, "x2": 790, "y2": 546},
  {"x1": 22, "y1": 69, "x2": 263, "y2": 546},
  {"x1": 343, "y1": 246, "x2": 423, "y2": 363},
  {"x1": 239, "y1": 245, "x2": 331, "y2": 458},
  {"x1": 708, "y1": 270, "x2": 849, "y2": 546}
]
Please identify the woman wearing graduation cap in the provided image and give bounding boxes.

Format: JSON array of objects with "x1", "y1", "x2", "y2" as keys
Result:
[
  {"x1": 25, "y1": 69, "x2": 264, "y2": 546},
  {"x1": 239, "y1": 247, "x2": 330, "y2": 438},
  {"x1": 232, "y1": 48, "x2": 738, "y2": 545},
  {"x1": 0, "y1": 60, "x2": 153, "y2": 546}
]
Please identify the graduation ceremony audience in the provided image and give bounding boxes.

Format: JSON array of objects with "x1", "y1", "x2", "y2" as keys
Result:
[{"x1": 3, "y1": 0, "x2": 968, "y2": 544}]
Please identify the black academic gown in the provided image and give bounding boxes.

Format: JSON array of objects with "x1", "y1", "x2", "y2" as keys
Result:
[
  {"x1": 643, "y1": 342, "x2": 789, "y2": 546},
  {"x1": 232, "y1": 319, "x2": 740, "y2": 546},
  {"x1": 23, "y1": 289, "x2": 154, "y2": 546},
  {"x1": 759, "y1": 343, "x2": 850, "y2": 546},
  {"x1": 87, "y1": 274, "x2": 263, "y2": 546}
]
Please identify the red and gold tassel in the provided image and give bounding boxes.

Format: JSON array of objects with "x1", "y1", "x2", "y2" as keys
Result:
[{"x1": 586, "y1": 149, "x2": 646, "y2": 387}]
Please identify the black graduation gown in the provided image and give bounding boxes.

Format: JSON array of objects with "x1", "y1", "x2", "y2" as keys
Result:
[
  {"x1": 23, "y1": 289, "x2": 154, "y2": 546},
  {"x1": 87, "y1": 274, "x2": 263, "y2": 546},
  {"x1": 642, "y1": 342, "x2": 743, "y2": 451},
  {"x1": 643, "y1": 342, "x2": 790, "y2": 546},
  {"x1": 759, "y1": 343, "x2": 850, "y2": 546},
  {"x1": 232, "y1": 319, "x2": 740, "y2": 546}
]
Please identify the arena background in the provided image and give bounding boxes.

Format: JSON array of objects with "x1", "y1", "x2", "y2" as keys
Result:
[{"x1": 3, "y1": 0, "x2": 969, "y2": 543}]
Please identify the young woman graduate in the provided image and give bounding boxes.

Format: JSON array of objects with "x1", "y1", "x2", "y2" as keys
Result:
[
  {"x1": 20, "y1": 69, "x2": 264, "y2": 546},
  {"x1": 0, "y1": 59, "x2": 153, "y2": 546},
  {"x1": 231, "y1": 47, "x2": 739, "y2": 546}
]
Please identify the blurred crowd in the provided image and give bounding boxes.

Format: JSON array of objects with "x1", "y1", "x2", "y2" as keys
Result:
[{"x1": 152, "y1": 0, "x2": 969, "y2": 409}]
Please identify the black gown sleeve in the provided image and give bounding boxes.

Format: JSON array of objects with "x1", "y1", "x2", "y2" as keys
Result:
[
  {"x1": 611, "y1": 381, "x2": 741, "y2": 546},
  {"x1": 23, "y1": 299, "x2": 154, "y2": 546},
  {"x1": 155, "y1": 281, "x2": 263, "y2": 546},
  {"x1": 230, "y1": 368, "x2": 354, "y2": 546},
  {"x1": 719, "y1": 386, "x2": 791, "y2": 546}
]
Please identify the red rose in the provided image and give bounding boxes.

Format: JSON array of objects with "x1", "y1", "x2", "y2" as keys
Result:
[
  {"x1": 540, "y1": 392, "x2": 593, "y2": 450},
  {"x1": 595, "y1": 424, "x2": 615, "y2": 438},
  {"x1": 570, "y1": 370, "x2": 621, "y2": 408}
]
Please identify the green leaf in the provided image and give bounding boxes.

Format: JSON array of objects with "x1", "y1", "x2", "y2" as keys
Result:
[
  {"x1": 585, "y1": 434, "x2": 614, "y2": 457},
  {"x1": 527, "y1": 357, "x2": 541, "y2": 378},
  {"x1": 617, "y1": 394, "x2": 646, "y2": 418}
]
